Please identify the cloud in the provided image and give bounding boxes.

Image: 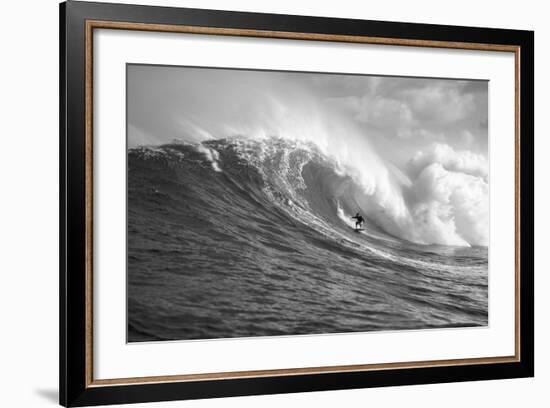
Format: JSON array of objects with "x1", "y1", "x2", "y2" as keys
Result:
[
  {"x1": 321, "y1": 77, "x2": 488, "y2": 165},
  {"x1": 401, "y1": 82, "x2": 476, "y2": 124},
  {"x1": 408, "y1": 143, "x2": 488, "y2": 180}
]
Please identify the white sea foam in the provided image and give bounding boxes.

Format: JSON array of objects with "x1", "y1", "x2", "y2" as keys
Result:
[
  {"x1": 196, "y1": 144, "x2": 222, "y2": 172},
  {"x1": 409, "y1": 157, "x2": 488, "y2": 246},
  {"x1": 336, "y1": 202, "x2": 356, "y2": 229}
]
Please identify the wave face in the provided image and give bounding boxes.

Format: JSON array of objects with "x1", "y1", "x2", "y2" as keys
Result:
[{"x1": 127, "y1": 138, "x2": 488, "y2": 342}]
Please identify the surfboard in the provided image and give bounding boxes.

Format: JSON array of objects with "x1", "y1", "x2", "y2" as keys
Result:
[{"x1": 354, "y1": 228, "x2": 365, "y2": 232}]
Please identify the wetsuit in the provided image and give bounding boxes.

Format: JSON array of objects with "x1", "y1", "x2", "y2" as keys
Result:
[{"x1": 352, "y1": 215, "x2": 364, "y2": 229}]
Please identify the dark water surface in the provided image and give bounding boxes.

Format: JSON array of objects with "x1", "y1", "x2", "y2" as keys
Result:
[{"x1": 127, "y1": 139, "x2": 488, "y2": 342}]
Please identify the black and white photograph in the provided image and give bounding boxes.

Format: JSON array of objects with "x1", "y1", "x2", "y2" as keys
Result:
[
  {"x1": 1, "y1": 0, "x2": 542, "y2": 406},
  {"x1": 127, "y1": 65, "x2": 489, "y2": 342}
]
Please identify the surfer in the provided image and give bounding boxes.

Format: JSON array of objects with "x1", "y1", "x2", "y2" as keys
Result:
[{"x1": 351, "y1": 213, "x2": 365, "y2": 231}]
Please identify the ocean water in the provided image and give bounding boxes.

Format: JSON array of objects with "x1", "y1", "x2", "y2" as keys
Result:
[{"x1": 127, "y1": 138, "x2": 488, "y2": 342}]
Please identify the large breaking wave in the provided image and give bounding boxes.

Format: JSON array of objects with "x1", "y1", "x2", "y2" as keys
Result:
[
  {"x1": 131, "y1": 135, "x2": 488, "y2": 248},
  {"x1": 127, "y1": 138, "x2": 488, "y2": 341}
]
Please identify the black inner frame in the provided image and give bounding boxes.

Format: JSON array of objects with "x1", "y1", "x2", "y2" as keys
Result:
[{"x1": 60, "y1": 1, "x2": 534, "y2": 406}]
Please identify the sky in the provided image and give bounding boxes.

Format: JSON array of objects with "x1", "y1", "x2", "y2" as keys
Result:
[{"x1": 127, "y1": 64, "x2": 488, "y2": 169}]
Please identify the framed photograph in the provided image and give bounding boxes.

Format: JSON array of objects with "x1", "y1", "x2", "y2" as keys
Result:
[{"x1": 60, "y1": 1, "x2": 534, "y2": 406}]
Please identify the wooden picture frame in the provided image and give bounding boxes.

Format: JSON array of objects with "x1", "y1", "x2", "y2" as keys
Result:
[{"x1": 60, "y1": 1, "x2": 534, "y2": 406}]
